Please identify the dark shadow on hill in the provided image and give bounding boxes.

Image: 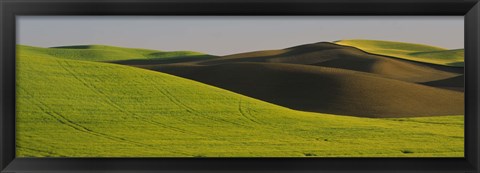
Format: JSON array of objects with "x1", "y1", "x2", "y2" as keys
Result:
[
  {"x1": 447, "y1": 62, "x2": 465, "y2": 67},
  {"x1": 192, "y1": 42, "x2": 463, "y2": 83},
  {"x1": 422, "y1": 75, "x2": 464, "y2": 92},
  {"x1": 152, "y1": 62, "x2": 464, "y2": 118},
  {"x1": 51, "y1": 45, "x2": 95, "y2": 49},
  {"x1": 50, "y1": 45, "x2": 111, "y2": 49},
  {"x1": 198, "y1": 42, "x2": 462, "y2": 70},
  {"x1": 110, "y1": 55, "x2": 217, "y2": 65},
  {"x1": 113, "y1": 42, "x2": 465, "y2": 118}
]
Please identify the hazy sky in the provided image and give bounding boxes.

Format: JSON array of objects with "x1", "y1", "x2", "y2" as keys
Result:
[{"x1": 18, "y1": 16, "x2": 463, "y2": 55}]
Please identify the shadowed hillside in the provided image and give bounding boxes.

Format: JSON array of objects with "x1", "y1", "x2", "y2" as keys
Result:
[
  {"x1": 199, "y1": 42, "x2": 463, "y2": 83},
  {"x1": 123, "y1": 42, "x2": 463, "y2": 84},
  {"x1": 116, "y1": 42, "x2": 464, "y2": 118},
  {"x1": 153, "y1": 62, "x2": 463, "y2": 118},
  {"x1": 422, "y1": 75, "x2": 465, "y2": 92}
]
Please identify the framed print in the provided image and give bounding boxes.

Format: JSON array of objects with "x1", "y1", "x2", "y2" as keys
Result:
[{"x1": 1, "y1": 0, "x2": 479, "y2": 172}]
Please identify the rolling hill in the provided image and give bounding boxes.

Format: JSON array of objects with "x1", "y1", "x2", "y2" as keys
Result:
[
  {"x1": 114, "y1": 42, "x2": 462, "y2": 83},
  {"x1": 116, "y1": 42, "x2": 464, "y2": 117},
  {"x1": 186, "y1": 42, "x2": 463, "y2": 83},
  {"x1": 335, "y1": 39, "x2": 464, "y2": 67},
  {"x1": 153, "y1": 62, "x2": 463, "y2": 117},
  {"x1": 18, "y1": 45, "x2": 217, "y2": 62},
  {"x1": 16, "y1": 45, "x2": 463, "y2": 157}
]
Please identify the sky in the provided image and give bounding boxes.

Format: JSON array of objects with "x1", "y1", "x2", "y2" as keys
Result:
[{"x1": 17, "y1": 16, "x2": 463, "y2": 55}]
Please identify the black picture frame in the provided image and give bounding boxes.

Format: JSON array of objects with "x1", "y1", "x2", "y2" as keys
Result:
[{"x1": 1, "y1": 0, "x2": 479, "y2": 172}]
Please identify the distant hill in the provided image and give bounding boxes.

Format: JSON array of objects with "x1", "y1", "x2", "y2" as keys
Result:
[
  {"x1": 18, "y1": 45, "x2": 217, "y2": 62},
  {"x1": 181, "y1": 42, "x2": 462, "y2": 83},
  {"x1": 335, "y1": 39, "x2": 464, "y2": 67}
]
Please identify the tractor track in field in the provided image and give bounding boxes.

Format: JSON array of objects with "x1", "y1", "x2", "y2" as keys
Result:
[
  {"x1": 238, "y1": 101, "x2": 261, "y2": 124},
  {"x1": 142, "y1": 76, "x2": 264, "y2": 144},
  {"x1": 56, "y1": 60, "x2": 228, "y2": 150},
  {"x1": 56, "y1": 60, "x2": 328, "y2": 147},
  {"x1": 17, "y1": 145, "x2": 66, "y2": 157},
  {"x1": 51, "y1": 60, "x2": 200, "y2": 155},
  {"x1": 58, "y1": 61, "x2": 198, "y2": 138},
  {"x1": 19, "y1": 87, "x2": 146, "y2": 147},
  {"x1": 53, "y1": 59, "x2": 301, "y2": 151},
  {"x1": 146, "y1": 75, "x2": 251, "y2": 128}
]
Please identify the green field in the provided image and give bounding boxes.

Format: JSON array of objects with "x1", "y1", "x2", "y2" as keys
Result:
[
  {"x1": 335, "y1": 39, "x2": 464, "y2": 67},
  {"x1": 16, "y1": 44, "x2": 464, "y2": 157}
]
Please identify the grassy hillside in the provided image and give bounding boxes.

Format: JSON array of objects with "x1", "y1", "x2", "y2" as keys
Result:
[
  {"x1": 16, "y1": 46, "x2": 463, "y2": 157},
  {"x1": 18, "y1": 45, "x2": 216, "y2": 62},
  {"x1": 335, "y1": 40, "x2": 464, "y2": 67}
]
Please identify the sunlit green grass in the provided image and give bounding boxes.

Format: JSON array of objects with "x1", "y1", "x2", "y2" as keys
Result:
[
  {"x1": 16, "y1": 45, "x2": 464, "y2": 157},
  {"x1": 335, "y1": 39, "x2": 464, "y2": 67}
]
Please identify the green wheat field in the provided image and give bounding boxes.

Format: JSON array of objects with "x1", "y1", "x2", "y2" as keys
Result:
[{"x1": 16, "y1": 40, "x2": 465, "y2": 157}]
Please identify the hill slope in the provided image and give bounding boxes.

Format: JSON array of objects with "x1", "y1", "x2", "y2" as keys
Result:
[
  {"x1": 154, "y1": 62, "x2": 463, "y2": 117},
  {"x1": 18, "y1": 45, "x2": 217, "y2": 62},
  {"x1": 188, "y1": 42, "x2": 462, "y2": 83},
  {"x1": 334, "y1": 39, "x2": 464, "y2": 67},
  {"x1": 16, "y1": 46, "x2": 463, "y2": 157},
  {"x1": 117, "y1": 42, "x2": 464, "y2": 117}
]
